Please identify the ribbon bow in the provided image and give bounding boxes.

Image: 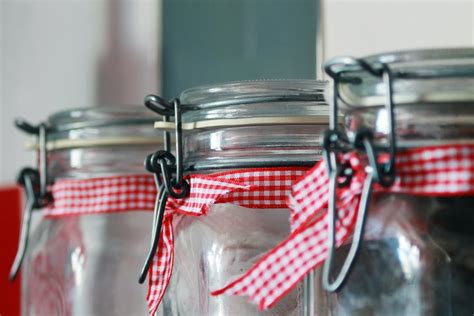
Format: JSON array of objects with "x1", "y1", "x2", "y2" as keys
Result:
[
  {"x1": 146, "y1": 174, "x2": 252, "y2": 314},
  {"x1": 213, "y1": 144, "x2": 474, "y2": 310},
  {"x1": 146, "y1": 168, "x2": 308, "y2": 315}
]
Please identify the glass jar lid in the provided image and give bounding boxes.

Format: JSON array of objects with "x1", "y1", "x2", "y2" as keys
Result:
[
  {"x1": 36, "y1": 106, "x2": 162, "y2": 150},
  {"x1": 179, "y1": 80, "x2": 327, "y2": 124},
  {"x1": 327, "y1": 47, "x2": 474, "y2": 107},
  {"x1": 180, "y1": 80, "x2": 325, "y2": 108},
  {"x1": 326, "y1": 48, "x2": 474, "y2": 147},
  {"x1": 157, "y1": 80, "x2": 329, "y2": 170}
]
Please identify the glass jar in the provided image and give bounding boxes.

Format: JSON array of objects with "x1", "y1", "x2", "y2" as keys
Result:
[
  {"x1": 22, "y1": 106, "x2": 161, "y2": 315},
  {"x1": 318, "y1": 48, "x2": 474, "y2": 315},
  {"x1": 157, "y1": 80, "x2": 329, "y2": 315}
]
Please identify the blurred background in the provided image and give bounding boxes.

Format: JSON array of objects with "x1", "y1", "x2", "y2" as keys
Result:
[
  {"x1": 1, "y1": 0, "x2": 473, "y2": 183},
  {"x1": 0, "y1": 0, "x2": 473, "y2": 314}
]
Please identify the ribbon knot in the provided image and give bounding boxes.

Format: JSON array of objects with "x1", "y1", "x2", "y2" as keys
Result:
[
  {"x1": 147, "y1": 175, "x2": 251, "y2": 314},
  {"x1": 166, "y1": 176, "x2": 253, "y2": 216}
]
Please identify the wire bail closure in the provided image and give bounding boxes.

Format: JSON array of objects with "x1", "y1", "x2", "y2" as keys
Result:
[
  {"x1": 15, "y1": 119, "x2": 52, "y2": 201},
  {"x1": 139, "y1": 95, "x2": 190, "y2": 283},
  {"x1": 10, "y1": 120, "x2": 53, "y2": 281},
  {"x1": 321, "y1": 57, "x2": 398, "y2": 292}
]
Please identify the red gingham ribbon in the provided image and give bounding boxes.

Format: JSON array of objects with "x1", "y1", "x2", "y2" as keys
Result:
[
  {"x1": 45, "y1": 168, "x2": 308, "y2": 315},
  {"x1": 213, "y1": 144, "x2": 474, "y2": 310},
  {"x1": 147, "y1": 168, "x2": 308, "y2": 315},
  {"x1": 45, "y1": 175, "x2": 157, "y2": 217}
]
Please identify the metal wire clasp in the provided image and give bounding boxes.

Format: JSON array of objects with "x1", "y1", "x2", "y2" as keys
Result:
[
  {"x1": 321, "y1": 129, "x2": 375, "y2": 292},
  {"x1": 139, "y1": 95, "x2": 190, "y2": 283},
  {"x1": 10, "y1": 120, "x2": 52, "y2": 281},
  {"x1": 324, "y1": 58, "x2": 397, "y2": 187},
  {"x1": 15, "y1": 119, "x2": 51, "y2": 201},
  {"x1": 321, "y1": 57, "x2": 398, "y2": 292},
  {"x1": 9, "y1": 168, "x2": 44, "y2": 281}
]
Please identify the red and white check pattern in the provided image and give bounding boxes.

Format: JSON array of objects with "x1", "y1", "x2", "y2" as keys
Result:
[
  {"x1": 213, "y1": 144, "x2": 474, "y2": 310},
  {"x1": 45, "y1": 174, "x2": 157, "y2": 217},
  {"x1": 44, "y1": 168, "x2": 308, "y2": 315},
  {"x1": 147, "y1": 167, "x2": 308, "y2": 315}
]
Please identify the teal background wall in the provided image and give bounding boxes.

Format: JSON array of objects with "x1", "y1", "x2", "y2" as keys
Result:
[{"x1": 162, "y1": 0, "x2": 318, "y2": 98}]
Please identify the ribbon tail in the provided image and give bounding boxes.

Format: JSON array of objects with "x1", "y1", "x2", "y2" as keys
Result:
[
  {"x1": 212, "y1": 199, "x2": 360, "y2": 310},
  {"x1": 288, "y1": 160, "x2": 331, "y2": 231},
  {"x1": 211, "y1": 214, "x2": 329, "y2": 310},
  {"x1": 147, "y1": 216, "x2": 174, "y2": 315},
  {"x1": 146, "y1": 176, "x2": 252, "y2": 315}
]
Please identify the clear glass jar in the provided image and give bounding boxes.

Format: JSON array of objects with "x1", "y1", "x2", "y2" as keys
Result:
[
  {"x1": 22, "y1": 106, "x2": 161, "y2": 315},
  {"x1": 159, "y1": 80, "x2": 329, "y2": 315},
  {"x1": 318, "y1": 48, "x2": 474, "y2": 315}
]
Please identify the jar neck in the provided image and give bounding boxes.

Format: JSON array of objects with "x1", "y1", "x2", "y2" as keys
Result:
[
  {"x1": 47, "y1": 145, "x2": 157, "y2": 180},
  {"x1": 345, "y1": 101, "x2": 474, "y2": 148},
  {"x1": 183, "y1": 124, "x2": 324, "y2": 171}
]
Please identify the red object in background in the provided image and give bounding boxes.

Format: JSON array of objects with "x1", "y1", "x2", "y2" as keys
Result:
[{"x1": 0, "y1": 185, "x2": 22, "y2": 316}]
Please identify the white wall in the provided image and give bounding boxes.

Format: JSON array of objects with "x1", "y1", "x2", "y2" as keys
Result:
[
  {"x1": 0, "y1": 0, "x2": 161, "y2": 184},
  {"x1": 323, "y1": 0, "x2": 474, "y2": 62},
  {"x1": 1, "y1": 0, "x2": 473, "y2": 183}
]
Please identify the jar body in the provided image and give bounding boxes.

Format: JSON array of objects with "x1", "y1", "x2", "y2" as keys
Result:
[
  {"x1": 315, "y1": 193, "x2": 474, "y2": 316},
  {"x1": 162, "y1": 124, "x2": 323, "y2": 315},
  {"x1": 318, "y1": 49, "x2": 474, "y2": 315},
  {"x1": 23, "y1": 212, "x2": 151, "y2": 316},
  {"x1": 163, "y1": 203, "x2": 302, "y2": 316},
  {"x1": 22, "y1": 141, "x2": 158, "y2": 315},
  {"x1": 158, "y1": 80, "x2": 327, "y2": 315}
]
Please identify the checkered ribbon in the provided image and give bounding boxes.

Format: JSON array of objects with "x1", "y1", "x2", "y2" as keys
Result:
[
  {"x1": 43, "y1": 168, "x2": 308, "y2": 315},
  {"x1": 147, "y1": 168, "x2": 308, "y2": 315},
  {"x1": 45, "y1": 175, "x2": 158, "y2": 217},
  {"x1": 213, "y1": 144, "x2": 474, "y2": 310}
]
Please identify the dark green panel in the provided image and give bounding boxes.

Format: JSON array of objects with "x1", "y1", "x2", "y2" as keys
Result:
[{"x1": 163, "y1": 0, "x2": 317, "y2": 98}]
